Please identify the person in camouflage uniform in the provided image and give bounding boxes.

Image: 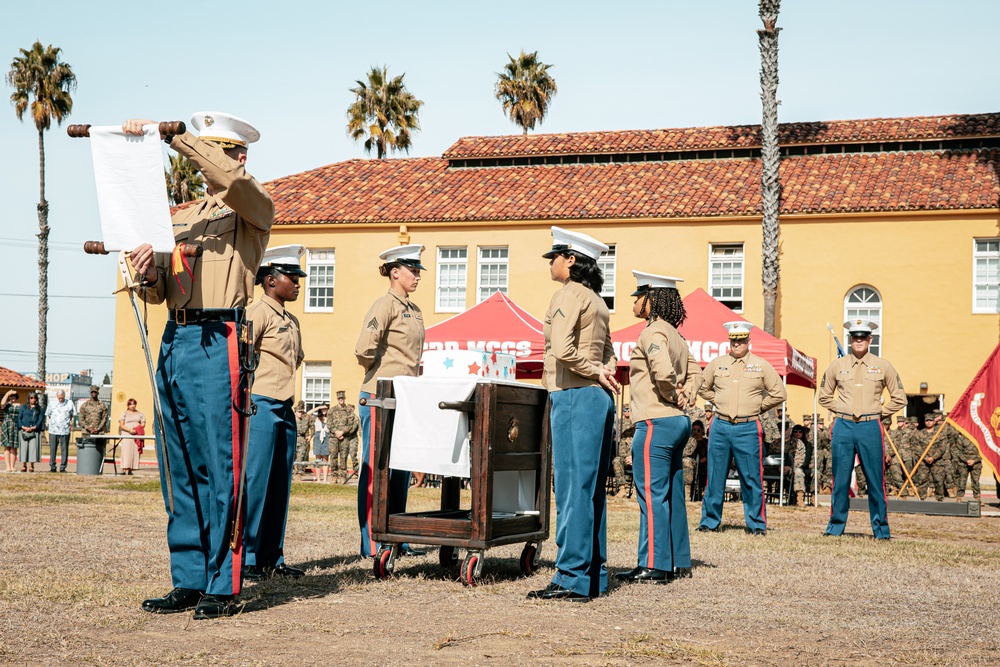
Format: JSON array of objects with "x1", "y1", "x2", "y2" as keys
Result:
[
  {"x1": 610, "y1": 405, "x2": 634, "y2": 497},
  {"x1": 329, "y1": 391, "x2": 360, "y2": 481},
  {"x1": 951, "y1": 421, "x2": 982, "y2": 501},
  {"x1": 886, "y1": 415, "x2": 913, "y2": 497},
  {"x1": 683, "y1": 419, "x2": 708, "y2": 501},
  {"x1": 936, "y1": 410, "x2": 963, "y2": 497},
  {"x1": 921, "y1": 412, "x2": 949, "y2": 501},
  {"x1": 293, "y1": 401, "x2": 315, "y2": 480},
  {"x1": 789, "y1": 425, "x2": 810, "y2": 505},
  {"x1": 814, "y1": 415, "x2": 832, "y2": 493},
  {"x1": 905, "y1": 415, "x2": 929, "y2": 499},
  {"x1": 79, "y1": 385, "x2": 109, "y2": 437}
]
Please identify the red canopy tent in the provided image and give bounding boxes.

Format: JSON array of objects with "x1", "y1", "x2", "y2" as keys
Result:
[
  {"x1": 422, "y1": 291, "x2": 545, "y2": 377},
  {"x1": 611, "y1": 288, "x2": 817, "y2": 387}
]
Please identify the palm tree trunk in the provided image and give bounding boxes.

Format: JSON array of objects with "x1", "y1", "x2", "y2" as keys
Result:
[
  {"x1": 36, "y1": 128, "x2": 49, "y2": 391},
  {"x1": 758, "y1": 0, "x2": 781, "y2": 336}
]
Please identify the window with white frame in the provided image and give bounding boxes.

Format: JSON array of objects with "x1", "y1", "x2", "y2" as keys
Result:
[
  {"x1": 709, "y1": 243, "x2": 744, "y2": 311},
  {"x1": 478, "y1": 246, "x2": 508, "y2": 302},
  {"x1": 301, "y1": 362, "x2": 331, "y2": 411},
  {"x1": 844, "y1": 286, "x2": 882, "y2": 357},
  {"x1": 598, "y1": 245, "x2": 616, "y2": 311},
  {"x1": 436, "y1": 247, "x2": 468, "y2": 312},
  {"x1": 305, "y1": 249, "x2": 335, "y2": 312},
  {"x1": 974, "y1": 238, "x2": 1000, "y2": 313}
]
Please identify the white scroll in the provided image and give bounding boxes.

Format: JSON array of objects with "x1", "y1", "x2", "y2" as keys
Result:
[{"x1": 88, "y1": 125, "x2": 175, "y2": 252}]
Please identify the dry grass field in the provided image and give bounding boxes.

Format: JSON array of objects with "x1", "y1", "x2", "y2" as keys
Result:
[{"x1": 1, "y1": 473, "x2": 998, "y2": 666}]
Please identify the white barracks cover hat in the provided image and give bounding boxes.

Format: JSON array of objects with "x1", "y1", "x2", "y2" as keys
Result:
[
  {"x1": 723, "y1": 321, "x2": 754, "y2": 338},
  {"x1": 631, "y1": 270, "x2": 683, "y2": 296},
  {"x1": 379, "y1": 244, "x2": 426, "y2": 270},
  {"x1": 260, "y1": 244, "x2": 307, "y2": 276},
  {"x1": 191, "y1": 111, "x2": 261, "y2": 147},
  {"x1": 844, "y1": 319, "x2": 878, "y2": 336},
  {"x1": 542, "y1": 226, "x2": 609, "y2": 261}
]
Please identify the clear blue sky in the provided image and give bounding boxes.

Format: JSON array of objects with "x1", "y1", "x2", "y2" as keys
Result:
[{"x1": 2, "y1": 0, "x2": 998, "y2": 380}]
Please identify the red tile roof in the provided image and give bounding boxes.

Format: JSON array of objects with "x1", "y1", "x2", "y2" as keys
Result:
[
  {"x1": 0, "y1": 366, "x2": 45, "y2": 390},
  {"x1": 267, "y1": 148, "x2": 1000, "y2": 224},
  {"x1": 443, "y1": 113, "x2": 1000, "y2": 159}
]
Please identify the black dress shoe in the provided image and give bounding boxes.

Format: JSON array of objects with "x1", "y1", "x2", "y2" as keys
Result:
[
  {"x1": 193, "y1": 594, "x2": 237, "y2": 620},
  {"x1": 244, "y1": 565, "x2": 270, "y2": 582},
  {"x1": 614, "y1": 567, "x2": 645, "y2": 582},
  {"x1": 748, "y1": 529, "x2": 766, "y2": 536},
  {"x1": 618, "y1": 567, "x2": 671, "y2": 584},
  {"x1": 272, "y1": 563, "x2": 305, "y2": 579},
  {"x1": 696, "y1": 525, "x2": 719, "y2": 532},
  {"x1": 673, "y1": 567, "x2": 693, "y2": 579},
  {"x1": 526, "y1": 583, "x2": 591, "y2": 602},
  {"x1": 399, "y1": 545, "x2": 427, "y2": 557},
  {"x1": 141, "y1": 588, "x2": 203, "y2": 614}
]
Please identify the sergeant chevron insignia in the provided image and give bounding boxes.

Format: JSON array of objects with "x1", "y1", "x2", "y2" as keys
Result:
[{"x1": 367, "y1": 317, "x2": 378, "y2": 330}]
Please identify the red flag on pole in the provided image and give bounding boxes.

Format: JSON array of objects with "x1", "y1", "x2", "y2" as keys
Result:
[{"x1": 946, "y1": 342, "x2": 1000, "y2": 479}]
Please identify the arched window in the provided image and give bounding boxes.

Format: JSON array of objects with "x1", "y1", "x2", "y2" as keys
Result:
[{"x1": 844, "y1": 286, "x2": 882, "y2": 356}]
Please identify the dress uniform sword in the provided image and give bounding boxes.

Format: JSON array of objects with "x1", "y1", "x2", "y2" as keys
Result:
[{"x1": 229, "y1": 317, "x2": 258, "y2": 550}]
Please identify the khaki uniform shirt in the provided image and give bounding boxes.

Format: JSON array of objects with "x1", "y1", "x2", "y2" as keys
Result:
[
  {"x1": 248, "y1": 294, "x2": 303, "y2": 401},
  {"x1": 542, "y1": 281, "x2": 615, "y2": 392},
  {"x1": 138, "y1": 132, "x2": 274, "y2": 309},
  {"x1": 355, "y1": 288, "x2": 425, "y2": 394},
  {"x1": 78, "y1": 398, "x2": 109, "y2": 434},
  {"x1": 698, "y1": 351, "x2": 786, "y2": 418},
  {"x1": 818, "y1": 352, "x2": 906, "y2": 419},
  {"x1": 629, "y1": 319, "x2": 702, "y2": 421}
]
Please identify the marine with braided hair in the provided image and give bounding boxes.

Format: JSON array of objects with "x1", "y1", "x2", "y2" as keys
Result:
[{"x1": 617, "y1": 272, "x2": 702, "y2": 585}]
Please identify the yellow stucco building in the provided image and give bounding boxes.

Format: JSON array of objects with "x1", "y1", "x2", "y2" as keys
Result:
[{"x1": 112, "y1": 112, "x2": 1000, "y2": 428}]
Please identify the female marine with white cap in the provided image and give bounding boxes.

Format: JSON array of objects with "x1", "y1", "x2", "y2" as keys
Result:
[
  {"x1": 354, "y1": 244, "x2": 427, "y2": 559},
  {"x1": 527, "y1": 227, "x2": 619, "y2": 603},
  {"x1": 616, "y1": 271, "x2": 701, "y2": 585}
]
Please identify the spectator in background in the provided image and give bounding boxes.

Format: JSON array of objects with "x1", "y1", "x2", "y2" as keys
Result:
[
  {"x1": 45, "y1": 390, "x2": 76, "y2": 473},
  {"x1": 17, "y1": 393, "x2": 43, "y2": 472},
  {"x1": 118, "y1": 398, "x2": 146, "y2": 475},
  {"x1": 311, "y1": 405, "x2": 330, "y2": 483},
  {"x1": 2, "y1": 390, "x2": 20, "y2": 472}
]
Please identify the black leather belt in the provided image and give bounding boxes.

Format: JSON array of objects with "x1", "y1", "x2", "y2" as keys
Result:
[
  {"x1": 836, "y1": 413, "x2": 880, "y2": 423},
  {"x1": 715, "y1": 414, "x2": 757, "y2": 424},
  {"x1": 169, "y1": 308, "x2": 242, "y2": 325}
]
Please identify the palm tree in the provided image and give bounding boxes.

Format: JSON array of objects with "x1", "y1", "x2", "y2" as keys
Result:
[
  {"x1": 165, "y1": 154, "x2": 205, "y2": 205},
  {"x1": 6, "y1": 41, "x2": 76, "y2": 385},
  {"x1": 758, "y1": 0, "x2": 781, "y2": 336},
  {"x1": 347, "y1": 66, "x2": 423, "y2": 159},
  {"x1": 495, "y1": 51, "x2": 558, "y2": 135}
]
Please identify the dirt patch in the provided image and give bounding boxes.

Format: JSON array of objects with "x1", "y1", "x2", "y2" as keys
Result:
[{"x1": 1, "y1": 474, "x2": 998, "y2": 666}]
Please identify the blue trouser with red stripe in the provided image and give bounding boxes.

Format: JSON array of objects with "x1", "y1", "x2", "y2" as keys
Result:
[
  {"x1": 632, "y1": 415, "x2": 691, "y2": 572},
  {"x1": 244, "y1": 395, "x2": 296, "y2": 569},
  {"x1": 549, "y1": 386, "x2": 615, "y2": 598},
  {"x1": 156, "y1": 320, "x2": 244, "y2": 597},
  {"x1": 825, "y1": 418, "x2": 889, "y2": 539},
  {"x1": 357, "y1": 390, "x2": 411, "y2": 558},
  {"x1": 699, "y1": 417, "x2": 766, "y2": 532}
]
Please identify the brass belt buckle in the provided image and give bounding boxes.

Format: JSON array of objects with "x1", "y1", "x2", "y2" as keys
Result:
[{"x1": 175, "y1": 308, "x2": 187, "y2": 326}]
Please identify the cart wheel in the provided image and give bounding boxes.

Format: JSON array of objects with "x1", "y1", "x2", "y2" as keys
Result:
[
  {"x1": 374, "y1": 547, "x2": 394, "y2": 580},
  {"x1": 519, "y1": 542, "x2": 540, "y2": 577},
  {"x1": 461, "y1": 552, "x2": 482, "y2": 587},
  {"x1": 439, "y1": 545, "x2": 458, "y2": 568}
]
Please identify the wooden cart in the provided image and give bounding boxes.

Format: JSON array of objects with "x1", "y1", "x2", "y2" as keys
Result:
[{"x1": 368, "y1": 378, "x2": 551, "y2": 586}]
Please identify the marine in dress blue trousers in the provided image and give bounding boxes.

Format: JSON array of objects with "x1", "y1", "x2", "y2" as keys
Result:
[
  {"x1": 245, "y1": 395, "x2": 296, "y2": 568},
  {"x1": 549, "y1": 386, "x2": 615, "y2": 597},
  {"x1": 156, "y1": 319, "x2": 244, "y2": 596},
  {"x1": 699, "y1": 417, "x2": 767, "y2": 532},
  {"x1": 632, "y1": 416, "x2": 692, "y2": 571},
  {"x1": 826, "y1": 418, "x2": 889, "y2": 538}
]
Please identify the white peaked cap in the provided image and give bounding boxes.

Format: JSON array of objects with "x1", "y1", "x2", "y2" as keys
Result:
[
  {"x1": 844, "y1": 319, "x2": 879, "y2": 335},
  {"x1": 379, "y1": 244, "x2": 426, "y2": 269},
  {"x1": 191, "y1": 111, "x2": 261, "y2": 146},
  {"x1": 723, "y1": 321, "x2": 754, "y2": 338},
  {"x1": 542, "y1": 226, "x2": 609, "y2": 261},
  {"x1": 260, "y1": 244, "x2": 306, "y2": 274},
  {"x1": 631, "y1": 270, "x2": 683, "y2": 295}
]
